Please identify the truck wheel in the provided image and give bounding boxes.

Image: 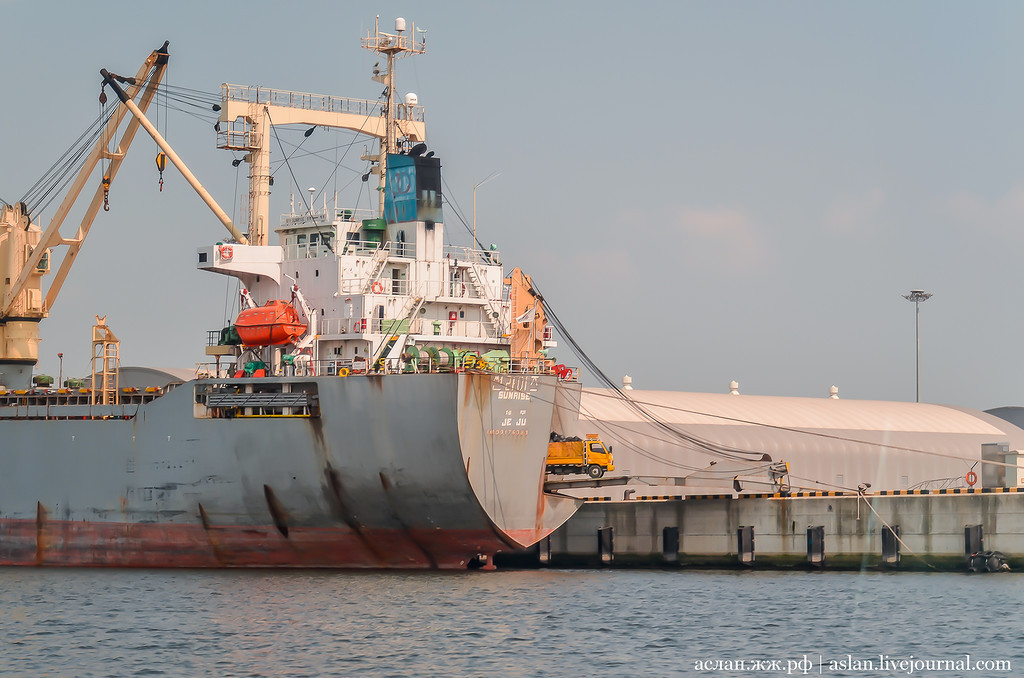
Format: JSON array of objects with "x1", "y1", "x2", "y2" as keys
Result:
[{"x1": 588, "y1": 465, "x2": 604, "y2": 479}]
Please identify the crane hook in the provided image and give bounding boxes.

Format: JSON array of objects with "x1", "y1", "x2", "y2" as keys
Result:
[{"x1": 155, "y1": 152, "x2": 167, "y2": 192}]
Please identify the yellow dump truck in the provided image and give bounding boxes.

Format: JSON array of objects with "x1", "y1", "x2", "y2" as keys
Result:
[{"x1": 547, "y1": 433, "x2": 614, "y2": 478}]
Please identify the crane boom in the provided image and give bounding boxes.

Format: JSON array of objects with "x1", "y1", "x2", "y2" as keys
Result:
[{"x1": 100, "y1": 70, "x2": 248, "y2": 246}]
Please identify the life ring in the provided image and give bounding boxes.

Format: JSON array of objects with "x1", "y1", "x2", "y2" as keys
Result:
[
  {"x1": 219, "y1": 245, "x2": 233, "y2": 260},
  {"x1": 338, "y1": 367, "x2": 350, "y2": 377},
  {"x1": 353, "y1": 320, "x2": 362, "y2": 332},
  {"x1": 371, "y1": 281, "x2": 385, "y2": 294},
  {"x1": 966, "y1": 470, "x2": 978, "y2": 487}
]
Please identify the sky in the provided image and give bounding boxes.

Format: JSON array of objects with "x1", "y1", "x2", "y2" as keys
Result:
[{"x1": 1, "y1": 1, "x2": 1023, "y2": 411}]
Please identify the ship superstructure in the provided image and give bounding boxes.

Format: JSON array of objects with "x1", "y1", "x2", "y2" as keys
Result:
[{"x1": 197, "y1": 17, "x2": 552, "y2": 380}]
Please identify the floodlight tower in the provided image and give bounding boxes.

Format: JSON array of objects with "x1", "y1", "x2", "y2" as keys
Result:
[{"x1": 902, "y1": 289, "x2": 932, "y2": 403}]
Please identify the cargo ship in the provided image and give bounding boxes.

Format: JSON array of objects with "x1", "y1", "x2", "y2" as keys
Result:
[{"x1": 0, "y1": 19, "x2": 583, "y2": 568}]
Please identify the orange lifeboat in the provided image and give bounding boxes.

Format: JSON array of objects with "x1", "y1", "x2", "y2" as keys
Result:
[{"x1": 234, "y1": 300, "x2": 307, "y2": 346}]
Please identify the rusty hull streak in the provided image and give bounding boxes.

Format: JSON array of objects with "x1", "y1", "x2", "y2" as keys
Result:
[
  {"x1": 263, "y1": 484, "x2": 290, "y2": 538},
  {"x1": 324, "y1": 465, "x2": 390, "y2": 566},
  {"x1": 197, "y1": 502, "x2": 227, "y2": 566},
  {"x1": 308, "y1": 414, "x2": 389, "y2": 566},
  {"x1": 35, "y1": 501, "x2": 47, "y2": 566},
  {"x1": 378, "y1": 471, "x2": 438, "y2": 568}
]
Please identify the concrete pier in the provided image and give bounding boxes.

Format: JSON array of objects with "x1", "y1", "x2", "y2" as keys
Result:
[{"x1": 501, "y1": 490, "x2": 1024, "y2": 571}]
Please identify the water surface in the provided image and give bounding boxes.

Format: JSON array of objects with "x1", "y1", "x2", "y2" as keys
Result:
[{"x1": 1, "y1": 568, "x2": 1018, "y2": 677}]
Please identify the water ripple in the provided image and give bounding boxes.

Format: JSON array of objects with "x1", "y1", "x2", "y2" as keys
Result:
[{"x1": 0, "y1": 568, "x2": 1021, "y2": 677}]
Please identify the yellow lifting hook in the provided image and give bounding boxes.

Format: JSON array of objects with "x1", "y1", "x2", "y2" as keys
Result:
[
  {"x1": 155, "y1": 152, "x2": 167, "y2": 191},
  {"x1": 102, "y1": 175, "x2": 111, "y2": 211}
]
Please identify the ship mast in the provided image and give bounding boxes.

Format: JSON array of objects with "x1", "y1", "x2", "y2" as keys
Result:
[
  {"x1": 362, "y1": 16, "x2": 426, "y2": 218},
  {"x1": 217, "y1": 17, "x2": 425, "y2": 245}
]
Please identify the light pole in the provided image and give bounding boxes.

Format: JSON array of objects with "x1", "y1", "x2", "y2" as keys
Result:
[
  {"x1": 472, "y1": 171, "x2": 500, "y2": 257},
  {"x1": 902, "y1": 290, "x2": 932, "y2": 403},
  {"x1": 57, "y1": 352, "x2": 63, "y2": 388}
]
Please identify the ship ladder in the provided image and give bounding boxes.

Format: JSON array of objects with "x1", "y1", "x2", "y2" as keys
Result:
[
  {"x1": 361, "y1": 243, "x2": 391, "y2": 294},
  {"x1": 465, "y1": 263, "x2": 503, "y2": 337}
]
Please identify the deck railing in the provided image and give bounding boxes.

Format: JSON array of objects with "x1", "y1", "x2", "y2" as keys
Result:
[
  {"x1": 194, "y1": 356, "x2": 571, "y2": 380},
  {"x1": 222, "y1": 84, "x2": 425, "y2": 122}
]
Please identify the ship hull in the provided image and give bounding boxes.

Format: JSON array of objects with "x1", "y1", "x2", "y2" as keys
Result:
[{"x1": 0, "y1": 372, "x2": 581, "y2": 568}]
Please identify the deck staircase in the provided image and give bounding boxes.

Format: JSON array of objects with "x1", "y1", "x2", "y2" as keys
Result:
[
  {"x1": 361, "y1": 242, "x2": 391, "y2": 294},
  {"x1": 374, "y1": 296, "x2": 426, "y2": 368},
  {"x1": 465, "y1": 262, "x2": 504, "y2": 337}
]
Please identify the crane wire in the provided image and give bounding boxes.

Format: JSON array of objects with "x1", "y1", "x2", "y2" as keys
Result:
[
  {"x1": 19, "y1": 105, "x2": 112, "y2": 213},
  {"x1": 439, "y1": 176, "x2": 485, "y2": 249},
  {"x1": 537, "y1": 282, "x2": 770, "y2": 464},
  {"x1": 267, "y1": 129, "x2": 366, "y2": 204},
  {"x1": 266, "y1": 109, "x2": 334, "y2": 253}
]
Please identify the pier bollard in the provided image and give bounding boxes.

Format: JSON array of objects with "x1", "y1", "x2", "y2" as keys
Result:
[
  {"x1": 537, "y1": 536, "x2": 551, "y2": 566},
  {"x1": 662, "y1": 526, "x2": 679, "y2": 564},
  {"x1": 964, "y1": 524, "x2": 984, "y2": 559},
  {"x1": 806, "y1": 526, "x2": 825, "y2": 566},
  {"x1": 881, "y1": 525, "x2": 900, "y2": 565},
  {"x1": 598, "y1": 526, "x2": 614, "y2": 564},
  {"x1": 737, "y1": 526, "x2": 755, "y2": 565}
]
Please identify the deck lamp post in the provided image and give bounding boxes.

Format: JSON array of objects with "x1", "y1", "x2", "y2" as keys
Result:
[
  {"x1": 901, "y1": 290, "x2": 932, "y2": 403},
  {"x1": 472, "y1": 171, "x2": 500, "y2": 257}
]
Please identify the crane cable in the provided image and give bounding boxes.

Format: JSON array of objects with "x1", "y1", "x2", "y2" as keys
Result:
[
  {"x1": 19, "y1": 106, "x2": 111, "y2": 213},
  {"x1": 266, "y1": 109, "x2": 334, "y2": 253},
  {"x1": 535, "y1": 282, "x2": 769, "y2": 464}
]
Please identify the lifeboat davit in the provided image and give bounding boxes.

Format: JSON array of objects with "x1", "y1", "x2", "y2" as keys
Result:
[{"x1": 234, "y1": 300, "x2": 307, "y2": 346}]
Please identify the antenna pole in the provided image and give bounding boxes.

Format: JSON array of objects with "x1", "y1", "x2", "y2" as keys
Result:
[
  {"x1": 473, "y1": 171, "x2": 501, "y2": 256},
  {"x1": 362, "y1": 17, "x2": 426, "y2": 220}
]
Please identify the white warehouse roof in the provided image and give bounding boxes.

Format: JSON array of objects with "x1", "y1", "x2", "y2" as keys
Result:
[{"x1": 570, "y1": 388, "x2": 1024, "y2": 495}]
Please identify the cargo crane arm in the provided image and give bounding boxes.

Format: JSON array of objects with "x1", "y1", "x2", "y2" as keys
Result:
[
  {"x1": 99, "y1": 70, "x2": 248, "y2": 246},
  {"x1": 2, "y1": 43, "x2": 171, "y2": 320}
]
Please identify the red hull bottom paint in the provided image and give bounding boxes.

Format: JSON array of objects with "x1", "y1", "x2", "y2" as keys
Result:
[{"x1": 0, "y1": 519, "x2": 509, "y2": 569}]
